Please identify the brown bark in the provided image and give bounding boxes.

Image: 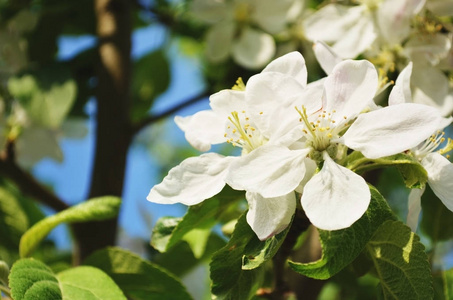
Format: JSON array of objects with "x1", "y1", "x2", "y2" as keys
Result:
[{"x1": 72, "y1": 0, "x2": 132, "y2": 263}]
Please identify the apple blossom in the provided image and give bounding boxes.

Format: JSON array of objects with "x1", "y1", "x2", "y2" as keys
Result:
[
  {"x1": 226, "y1": 58, "x2": 445, "y2": 231},
  {"x1": 148, "y1": 52, "x2": 319, "y2": 240}
]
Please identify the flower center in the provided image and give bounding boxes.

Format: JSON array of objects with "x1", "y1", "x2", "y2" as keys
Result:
[
  {"x1": 414, "y1": 131, "x2": 453, "y2": 160},
  {"x1": 296, "y1": 106, "x2": 350, "y2": 149},
  {"x1": 234, "y1": 3, "x2": 252, "y2": 24},
  {"x1": 225, "y1": 110, "x2": 266, "y2": 154}
]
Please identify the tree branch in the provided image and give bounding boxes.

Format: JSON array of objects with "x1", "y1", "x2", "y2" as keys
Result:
[
  {"x1": 130, "y1": 89, "x2": 210, "y2": 136},
  {"x1": 0, "y1": 140, "x2": 69, "y2": 212}
]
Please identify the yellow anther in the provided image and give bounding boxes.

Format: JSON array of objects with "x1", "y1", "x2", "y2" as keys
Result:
[{"x1": 232, "y1": 77, "x2": 246, "y2": 91}]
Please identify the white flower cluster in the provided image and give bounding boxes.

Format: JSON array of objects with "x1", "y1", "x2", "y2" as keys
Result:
[{"x1": 147, "y1": 50, "x2": 453, "y2": 239}]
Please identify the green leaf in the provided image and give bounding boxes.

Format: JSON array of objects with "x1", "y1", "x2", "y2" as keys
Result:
[
  {"x1": 20, "y1": 196, "x2": 121, "y2": 258},
  {"x1": 151, "y1": 198, "x2": 220, "y2": 253},
  {"x1": 84, "y1": 247, "x2": 192, "y2": 300},
  {"x1": 348, "y1": 152, "x2": 428, "y2": 189},
  {"x1": 210, "y1": 213, "x2": 265, "y2": 300},
  {"x1": 151, "y1": 193, "x2": 241, "y2": 256},
  {"x1": 0, "y1": 187, "x2": 29, "y2": 247},
  {"x1": 366, "y1": 220, "x2": 433, "y2": 299},
  {"x1": 57, "y1": 266, "x2": 126, "y2": 300},
  {"x1": 420, "y1": 186, "x2": 453, "y2": 243},
  {"x1": 9, "y1": 258, "x2": 62, "y2": 300},
  {"x1": 10, "y1": 258, "x2": 127, "y2": 300},
  {"x1": 289, "y1": 185, "x2": 396, "y2": 279},
  {"x1": 242, "y1": 222, "x2": 291, "y2": 270},
  {"x1": 152, "y1": 233, "x2": 226, "y2": 277},
  {"x1": 8, "y1": 68, "x2": 77, "y2": 129},
  {"x1": 131, "y1": 50, "x2": 170, "y2": 121}
]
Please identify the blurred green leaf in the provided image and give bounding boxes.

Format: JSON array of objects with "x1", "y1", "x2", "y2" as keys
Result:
[
  {"x1": 367, "y1": 220, "x2": 433, "y2": 299},
  {"x1": 8, "y1": 68, "x2": 77, "y2": 128},
  {"x1": 0, "y1": 260, "x2": 9, "y2": 286},
  {"x1": 443, "y1": 268, "x2": 453, "y2": 299},
  {"x1": 131, "y1": 50, "x2": 170, "y2": 121},
  {"x1": 84, "y1": 247, "x2": 192, "y2": 300},
  {"x1": 20, "y1": 196, "x2": 121, "y2": 258},
  {"x1": 210, "y1": 213, "x2": 264, "y2": 300},
  {"x1": 420, "y1": 185, "x2": 453, "y2": 243},
  {"x1": 289, "y1": 185, "x2": 396, "y2": 279},
  {"x1": 152, "y1": 233, "x2": 226, "y2": 277}
]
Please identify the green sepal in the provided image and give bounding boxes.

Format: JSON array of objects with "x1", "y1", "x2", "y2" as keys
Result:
[{"x1": 346, "y1": 152, "x2": 427, "y2": 189}]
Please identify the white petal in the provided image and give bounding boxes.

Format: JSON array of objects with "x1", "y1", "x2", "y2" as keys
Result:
[
  {"x1": 422, "y1": 153, "x2": 453, "y2": 212},
  {"x1": 261, "y1": 51, "x2": 307, "y2": 87},
  {"x1": 175, "y1": 110, "x2": 226, "y2": 152},
  {"x1": 304, "y1": 5, "x2": 365, "y2": 43},
  {"x1": 252, "y1": 0, "x2": 299, "y2": 34},
  {"x1": 232, "y1": 27, "x2": 276, "y2": 69},
  {"x1": 205, "y1": 22, "x2": 235, "y2": 63},
  {"x1": 324, "y1": 59, "x2": 378, "y2": 120},
  {"x1": 406, "y1": 188, "x2": 424, "y2": 232},
  {"x1": 389, "y1": 62, "x2": 413, "y2": 106},
  {"x1": 225, "y1": 145, "x2": 310, "y2": 198},
  {"x1": 377, "y1": 0, "x2": 426, "y2": 45},
  {"x1": 331, "y1": 12, "x2": 377, "y2": 58},
  {"x1": 313, "y1": 41, "x2": 342, "y2": 75},
  {"x1": 411, "y1": 65, "x2": 452, "y2": 116},
  {"x1": 295, "y1": 158, "x2": 317, "y2": 194},
  {"x1": 209, "y1": 89, "x2": 246, "y2": 118},
  {"x1": 341, "y1": 103, "x2": 443, "y2": 159},
  {"x1": 245, "y1": 72, "x2": 315, "y2": 142},
  {"x1": 246, "y1": 191, "x2": 296, "y2": 240},
  {"x1": 147, "y1": 153, "x2": 235, "y2": 206},
  {"x1": 301, "y1": 152, "x2": 370, "y2": 230}
]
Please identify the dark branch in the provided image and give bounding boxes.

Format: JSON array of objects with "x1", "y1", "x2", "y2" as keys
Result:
[
  {"x1": 0, "y1": 140, "x2": 69, "y2": 212},
  {"x1": 130, "y1": 89, "x2": 210, "y2": 136}
]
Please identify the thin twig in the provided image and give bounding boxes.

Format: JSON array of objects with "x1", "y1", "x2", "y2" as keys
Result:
[
  {"x1": 130, "y1": 89, "x2": 210, "y2": 136},
  {"x1": 0, "y1": 140, "x2": 69, "y2": 212}
]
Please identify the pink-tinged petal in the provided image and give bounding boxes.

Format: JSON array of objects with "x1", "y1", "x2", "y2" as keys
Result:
[
  {"x1": 313, "y1": 41, "x2": 342, "y2": 75},
  {"x1": 340, "y1": 103, "x2": 443, "y2": 159},
  {"x1": 225, "y1": 145, "x2": 310, "y2": 198},
  {"x1": 262, "y1": 51, "x2": 307, "y2": 87},
  {"x1": 389, "y1": 62, "x2": 413, "y2": 106},
  {"x1": 422, "y1": 152, "x2": 453, "y2": 212},
  {"x1": 232, "y1": 27, "x2": 276, "y2": 70},
  {"x1": 175, "y1": 110, "x2": 226, "y2": 152},
  {"x1": 246, "y1": 191, "x2": 296, "y2": 240},
  {"x1": 407, "y1": 188, "x2": 424, "y2": 232},
  {"x1": 205, "y1": 22, "x2": 235, "y2": 63},
  {"x1": 324, "y1": 60, "x2": 378, "y2": 120},
  {"x1": 301, "y1": 152, "x2": 370, "y2": 230},
  {"x1": 147, "y1": 153, "x2": 235, "y2": 206}
]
